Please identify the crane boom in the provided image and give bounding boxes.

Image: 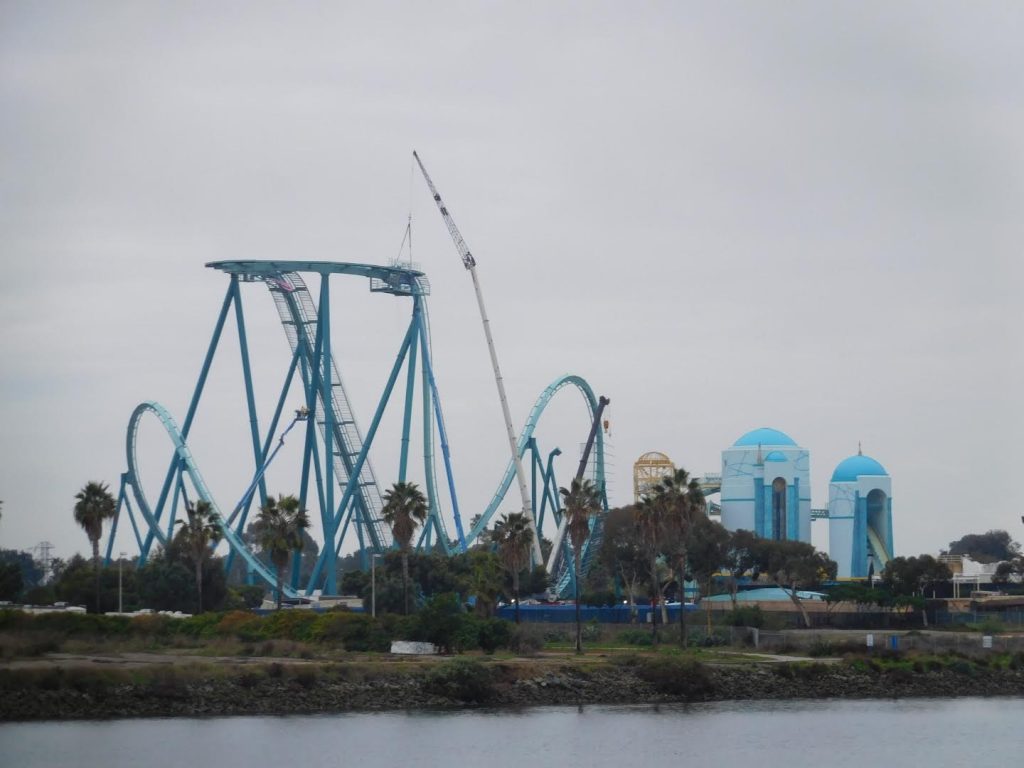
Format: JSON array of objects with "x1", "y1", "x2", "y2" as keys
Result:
[
  {"x1": 413, "y1": 152, "x2": 475, "y2": 270},
  {"x1": 413, "y1": 151, "x2": 542, "y2": 564}
]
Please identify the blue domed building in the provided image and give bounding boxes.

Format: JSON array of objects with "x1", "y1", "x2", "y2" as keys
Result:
[
  {"x1": 720, "y1": 428, "x2": 811, "y2": 543},
  {"x1": 828, "y1": 449, "x2": 893, "y2": 578}
]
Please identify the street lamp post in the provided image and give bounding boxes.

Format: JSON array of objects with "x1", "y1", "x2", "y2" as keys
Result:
[
  {"x1": 371, "y1": 553, "x2": 381, "y2": 618},
  {"x1": 118, "y1": 552, "x2": 126, "y2": 614}
]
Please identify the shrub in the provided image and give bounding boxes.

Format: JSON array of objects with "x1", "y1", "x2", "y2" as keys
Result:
[
  {"x1": 424, "y1": 659, "x2": 495, "y2": 703},
  {"x1": 543, "y1": 629, "x2": 570, "y2": 644},
  {"x1": 0, "y1": 631, "x2": 62, "y2": 658},
  {"x1": 636, "y1": 657, "x2": 716, "y2": 699},
  {"x1": 509, "y1": 624, "x2": 545, "y2": 656},
  {"x1": 619, "y1": 629, "x2": 653, "y2": 647},
  {"x1": 808, "y1": 640, "x2": 834, "y2": 658},
  {"x1": 308, "y1": 612, "x2": 389, "y2": 652},
  {"x1": 131, "y1": 614, "x2": 174, "y2": 637},
  {"x1": 582, "y1": 620, "x2": 602, "y2": 642},
  {"x1": 722, "y1": 606, "x2": 764, "y2": 628},
  {"x1": 476, "y1": 618, "x2": 512, "y2": 654},
  {"x1": 215, "y1": 611, "x2": 261, "y2": 641},
  {"x1": 259, "y1": 611, "x2": 319, "y2": 642},
  {"x1": 173, "y1": 612, "x2": 223, "y2": 639},
  {"x1": 690, "y1": 630, "x2": 728, "y2": 647}
]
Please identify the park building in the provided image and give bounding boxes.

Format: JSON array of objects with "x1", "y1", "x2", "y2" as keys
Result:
[
  {"x1": 828, "y1": 449, "x2": 894, "y2": 579},
  {"x1": 720, "y1": 427, "x2": 811, "y2": 543}
]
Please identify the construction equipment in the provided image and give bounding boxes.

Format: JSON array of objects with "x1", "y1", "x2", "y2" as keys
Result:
[{"x1": 413, "y1": 151, "x2": 542, "y2": 564}]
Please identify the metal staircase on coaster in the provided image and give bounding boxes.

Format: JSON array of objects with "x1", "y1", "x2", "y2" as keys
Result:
[{"x1": 266, "y1": 272, "x2": 389, "y2": 551}]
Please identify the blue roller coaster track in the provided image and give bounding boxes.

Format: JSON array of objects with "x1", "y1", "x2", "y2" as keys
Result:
[{"x1": 105, "y1": 261, "x2": 607, "y2": 598}]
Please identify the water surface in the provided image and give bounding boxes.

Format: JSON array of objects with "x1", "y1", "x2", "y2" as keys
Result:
[{"x1": 2, "y1": 698, "x2": 1019, "y2": 767}]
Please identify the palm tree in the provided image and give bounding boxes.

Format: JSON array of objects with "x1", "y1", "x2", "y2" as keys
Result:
[
  {"x1": 493, "y1": 512, "x2": 534, "y2": 624},
  {"x1": 74, "y1": 481, "x2": 117, "y2": 613},
  {"x1": 633, "y1": 495, "x2": 666, "y2": 644},
  {"x1": 253, "y1": 494, "x2": 310, "y2": 609},
  {"x1": 652, "y1": 468, "x2": 705, "y2": 646},
  {"x1": 559, "y1": 478, "x2": 602, "y2": 654},
  {"x1": 175, "y1": 500, "x2": 222, "y2": 613},
  {"x1": 381, "y1": 481, "x2": 428, "y2": 614}
]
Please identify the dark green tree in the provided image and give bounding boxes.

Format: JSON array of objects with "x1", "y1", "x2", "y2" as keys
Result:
[
  {"x1": 560, "y1": 478, "x2": 602, "y2": 654},
  {"x1": 493, "y1": 512, "x2": 534, "y2": 624},
  {"x1": 598, "y1": 505, "x2": 646, "y2": 622},
  {"x1": 73, "y1": 481, "x2": 117, "y2": 612},
  {"x1": 686, "y1": 516, "x2": 730, "y2": 632},
  {"x1": 174, "y1": 500, "x2": 222, "y2": 613},
  {"x1": 634, "y1": 495, "x2": 666, "y2": 643},
  {"x1": 253, "y1": 494, "x2": 310, "y2": 610},
  {"x1": 947, "y1": 530, "x2": 1021, "y2": 564},
  {"x1": 381, "y1": 482, "x2": 429, "y2": 615},
  {"x1": 650, "y1": 468, "x2": 705, "y2": 645}
]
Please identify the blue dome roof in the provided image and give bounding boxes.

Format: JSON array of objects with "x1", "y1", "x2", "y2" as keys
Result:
[
  {"x1": 831, "y1": 455, "x2": 888, "y2": 483},
  {"x1": 733, "y1": 427, "x2": 797, "y2": 447},
  {"x1": 763, "y1": 450, "x2": 787, "y2": 462}
]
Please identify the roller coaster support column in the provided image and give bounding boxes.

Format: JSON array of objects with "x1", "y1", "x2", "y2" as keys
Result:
[
  {"x1": 233, "y1": 275, "x2": 268, "y2": 512},
  {"x1": 307, "y1": 315, "x2": 419, "y2": 593},
  {"x1": 416, "y1": 295, "x2": 466, "y2": 552},
  {"x1": 319, "y1": 275, "x2": 338, "y2": 595},
  {"x1": 139, "y1": 280, "x2": 236, "y2": 566}
]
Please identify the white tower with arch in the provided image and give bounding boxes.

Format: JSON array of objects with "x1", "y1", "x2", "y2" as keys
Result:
[
  {"x1": 720, "y1": 427, "x2": 811, "y2": 543},
  {"x1": 828, "y1": 450, "x2": 893, "y2": 579}
]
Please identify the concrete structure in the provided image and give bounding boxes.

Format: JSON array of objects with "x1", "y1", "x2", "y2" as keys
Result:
[
  {"x1": 720, "y1": 427, "x2": 811, "y2": 543},
  {"x1": 828, "y1": 450, "x2": 893, "y2": 578}
]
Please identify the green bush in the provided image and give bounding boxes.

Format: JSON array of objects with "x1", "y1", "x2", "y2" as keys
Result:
[
  {"x1": 690, "y1": 630, "x2": 728, "y2": 647},
  {"x1": 619, "y1": 629, "x2": 653, "y2": 647},
  {"x1": 475, "y1": 618, "x2": 511, "y2": 654},
  {"x1": 413, "y1": 593, "x2": 466, "y2": 653},
  {"x1": 173, "y1": 612, "x2": 224, "y2": 639},
  {"x1": 424, "y1": 658, "x2": 495, "y2": 703},
  {"x1": 636, "y1": 657, "x2": 715, "y2": 699},
  {"x1": 310, "y1": 611, "x2": 390, "y2": 652},
  {"x1": 258, "y1": 611, "x2": 319, "y2": 642}
]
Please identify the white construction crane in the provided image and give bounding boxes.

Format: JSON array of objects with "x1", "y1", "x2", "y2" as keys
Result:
[{"x1": 413, "y1": 151, "x2": 543, "y2": 564}]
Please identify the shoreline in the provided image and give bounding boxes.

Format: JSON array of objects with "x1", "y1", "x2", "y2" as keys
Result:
[{"x1": 4, "y1": 655, "x2": 1024, "y2": 722}]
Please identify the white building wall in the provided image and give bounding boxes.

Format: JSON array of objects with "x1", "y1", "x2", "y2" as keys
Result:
[
  {"x1": 829, "y1": 482, "x2": 856, "y2": 579},
  {"x1": 720, "y1": 446, "x2": 760, "y2": 533}
]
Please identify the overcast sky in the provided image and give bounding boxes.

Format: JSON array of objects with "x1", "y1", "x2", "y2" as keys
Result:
[{"x1": 1, "y1": 2, "x2": 1021, "y2": 566}]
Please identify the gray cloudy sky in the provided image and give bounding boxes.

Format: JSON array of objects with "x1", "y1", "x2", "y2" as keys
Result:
[{"x1": 1, "y1": 2, "x2": 1021, "y2": 564}]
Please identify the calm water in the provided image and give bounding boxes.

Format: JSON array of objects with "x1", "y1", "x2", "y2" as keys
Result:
[{"x1": 2, "y1": 698, "x2": 1021, "y2": 767}]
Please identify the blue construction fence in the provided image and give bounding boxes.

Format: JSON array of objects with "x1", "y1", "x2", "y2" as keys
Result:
[{"x1": 496, "y1": 603, "x2": 699, "y2": 624}]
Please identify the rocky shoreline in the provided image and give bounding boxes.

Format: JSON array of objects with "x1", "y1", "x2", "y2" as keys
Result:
[{"x1": 3, "y1": 659, "x2": 1024, "y2": 721}]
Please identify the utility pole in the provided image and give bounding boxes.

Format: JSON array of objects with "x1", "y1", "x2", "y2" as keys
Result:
[
  {"x1": 118, "y1": 552, "x2": 126, "y2": 613},
  {"x1": 413, "y1": 151, "x2": 542, "y2": 563}
]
